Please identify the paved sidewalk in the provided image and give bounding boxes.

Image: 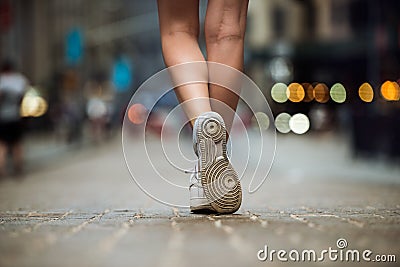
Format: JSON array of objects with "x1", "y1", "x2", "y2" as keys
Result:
[{"x1": 0, "y1": 134, "x2": 399, "y2": 267}]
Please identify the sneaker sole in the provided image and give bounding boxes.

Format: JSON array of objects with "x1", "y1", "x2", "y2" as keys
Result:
[
  {"x1": 190, "y1": 201, "x2": 216, "y2": 214},
  {"x1": 196, "y1": 115, "x2": 242, "y2": 214}
]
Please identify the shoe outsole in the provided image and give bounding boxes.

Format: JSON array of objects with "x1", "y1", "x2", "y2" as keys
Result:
[
  {"x1": 196, "y1": 114, "x2": 242, "y2": 214},
  {"x1": 190, "y1": 207, "x2": 219, "y2": 214}
]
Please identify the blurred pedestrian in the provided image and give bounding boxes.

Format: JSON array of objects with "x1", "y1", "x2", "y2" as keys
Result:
[
  {"x1": 84, "y1": 74, "x2": 114, "y2": 142},
  {"x1": 0, "y1": 60, "x2": 29, "y2": 177}
]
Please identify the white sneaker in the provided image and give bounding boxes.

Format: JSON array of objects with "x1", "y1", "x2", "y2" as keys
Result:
[{"x1": 189, "y1": 111, "x2": 242, "y2": 214}]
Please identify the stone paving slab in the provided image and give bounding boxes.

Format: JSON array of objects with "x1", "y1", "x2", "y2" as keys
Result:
[
  {"x1": 0, "y1": 206, "x2": 399, "y2": 267},
  {"x1": 0, "y1": 135, "x2": 399, "y2": 267}
]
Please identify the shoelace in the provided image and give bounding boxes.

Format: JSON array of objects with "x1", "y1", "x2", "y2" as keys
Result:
[
  {"x1": 164, "y1": 148, "x2": 232, "y2": 175},
  {"x1": 168, "y1": 163, "x2": 199, "y2": 174},
  {"x1": 189, "y1": 164, "x2": 201, "y2": 185},
  {"x1": 164, "y1": 145, "x2": 232, "y2": 174},
  {"x1": 160, "y1": 143, "x2": 199, "y2": 174}
]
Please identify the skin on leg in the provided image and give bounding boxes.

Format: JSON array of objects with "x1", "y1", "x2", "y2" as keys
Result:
[
  {"x1": 205, "y1": 0, "x2": 249, "y2": 132},
  {"x1": 157, "y1": 0, "x2": 211, "y2": 125}
]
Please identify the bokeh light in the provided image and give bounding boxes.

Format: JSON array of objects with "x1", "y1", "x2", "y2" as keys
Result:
[
  {"x1": 287, "y1": 83, "x2": 305, "y2": 102},
  {"x1": 275, "y1": 112, "x2": 291, "y2": 133},
  {"x1": 302, "y1": 83, "x2": 314, "y2": 102},
  {"x1": 358, "y1": 82, "x2": 374, "y2": 102},
  {"x1": 289, "y1": 113, "x2": 310, "y2": 134},
  {"x1": 128, "y1": 103, "x2": 148, "y2": 124},
  {"x1": 20, "y1": 87, "x2": 48, "y2": 117},
  {"x1": 86, "y1": 99, "x2": 107, "y2": 119},
  {"x1": 269, "y1": 57, "x2": 293, "y2": 82},
  {"x1": 330, "y1": 83, "x2": 346, "y2": 103},
  {"x1": 34, "y1": 97, "x2": 48, "y2": 117},
  {"x1": 271, "y1": 83, "x2": 288, "y2": 103},
  {"x1": 252, "y1": 112, "x2": 270, "y2": 131},
  {"x1": 21, "y1": 96, "x2": 48, "y2": 117},
  {"x1": 314, "y1": 83, "x2": 330, "y2": 103},
  {"x1": 380, "y1": 80, "x2": 400, "y2": 101}
]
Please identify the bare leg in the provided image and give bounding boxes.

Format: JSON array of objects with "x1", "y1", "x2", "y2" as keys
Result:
[
  {"x1": 158, "y1": 0, "x2": 211, "y2": 126},
  {"x1": 205, "y1": 0, "x2": 249, "y2": 132}
]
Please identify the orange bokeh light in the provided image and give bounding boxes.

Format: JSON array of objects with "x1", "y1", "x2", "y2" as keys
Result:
[
  {"x1": 287, "y1": 83, "x2": 305, "y2": 102},
  {"x1": 128, "y1": 103, "x2": 147, "y2": 124},
  {"x1": 302, "y1": 83, "x2": 314, "y2": 102},
  {"x1": 314, "y1": 83, "x2": 329, "y2": 103},
  {"x1": 381, "y1": 81, "x2": 400, "y2": 101},
  {"x1": 358, "y1": 82, "x2": 374, "y2": 102}
]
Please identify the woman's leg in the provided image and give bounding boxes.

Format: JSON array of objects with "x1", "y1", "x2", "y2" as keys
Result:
[
  {"x1": 157, "y1": 0, "x2": 211, "y2": 126},
  {"x1": 205, "y1": 0, "x2": 249, "y2": 132}
]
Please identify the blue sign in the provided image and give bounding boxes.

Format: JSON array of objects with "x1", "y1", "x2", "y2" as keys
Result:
[
  {"x1": 112, "y1": 56, "x2": 133, "y2": 92},
  {"x1": 66, "y1": 28, "x2": 83, "y2": 65}
]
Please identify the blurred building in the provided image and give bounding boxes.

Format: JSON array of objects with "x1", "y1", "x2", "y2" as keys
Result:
[
  {"x1": 1, "y1": 0, "x2": 399, "y2": 158},
  {"x1": 248, "y1": 0, "x2": 399, "y2": 83},
  {"x1": 0, "y1": 0, "x2": 162, "y2": 85},
  {"x1": 1, "y1": 0, "x2": 398, "y2": 87},
  {"x1": 1, "y1": 0, "x2": 164, "y2": 138},
  {"x1": 247, "y1": 0, "x2": 399, "y2": 159}
]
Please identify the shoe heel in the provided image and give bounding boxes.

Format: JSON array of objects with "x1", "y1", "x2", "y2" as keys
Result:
[
  {"x1": 199, "y1": 116, "x2": 224, "y2": 142},
  {"x1": 202, "y1": 158, "x2": 242, "y2": 214}
]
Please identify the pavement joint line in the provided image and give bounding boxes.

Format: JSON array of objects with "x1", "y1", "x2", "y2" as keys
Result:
[
  {"x1": 170, "y1": 208, "x2": 182, "y2": 231},
  {"x1": 172, "y1": 208, "x2": 180, "y2": 217},
  {"x1": 207, "y1": 216, "x2": 233, "y2": 233},
  {"x1": 158, "y1": 211, "x2": 185, "y2": 267},
  {"x1": 214, "y1": 219, "x2": 234, "y2": 234},
  {"x1": 157, "y1": 227, "x2": 185, "y2": 267},
  {"x1": 98, "y1": 219, "x2": 134, "y2": 253},
  {"x1": 289, "y1": 214, "x2": 324, "y2": 231},
  {"x1": 372, "y1": 214, "x2": 385, "y2": 219},
  {"x1": 69, "y1": 209, "x2": 110, "y2": 235},
  {"x1": 294, "y1": 213, "x2": 340, "y2": 218},
  {"x1": 6, "y1": 211, "x2": 73, "y2": 238},
  {"x1": 290, "y1": 212, "x2": 365, "y2": 228},
  {"x1": 170, "y1": 216, "x2": 183, "y2": 231},
  {"x1": 27, "y1": 211, "x2": 39, "y2": 217},
  {"x1": 211, "y1": 217, "x2": 258, "y2": 259},
  {"x1": 342, "y1": 217, "x2": 365, "y2": 228},
  {"x1": 16, "y1": 210, "x2": 112, "y2": 251},
  {"x1": 301, "y1": 206, "x2": 315, "y2": 212},
  {"x1": 31, "y1": 210, "x2": 72, "y2": 231},
  {"x1": 207, "y1": 215, "x2": 215, "y2": 221},
  {"x1": 113, "y1": 209, "x2": 131, "y2": 212},
  {"x1": 133, "y1": 212, "x2": 145, "y2": 219},
  {"x1": 246, "y1": 211, "x2": 268, "y2": 228}
]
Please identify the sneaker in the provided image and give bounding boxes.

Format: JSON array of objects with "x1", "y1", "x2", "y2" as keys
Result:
[{"x1": 190, "y1": 111, "x2": 242, "y2": 214}]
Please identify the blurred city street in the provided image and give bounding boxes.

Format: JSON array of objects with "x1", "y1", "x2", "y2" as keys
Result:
[
  {"x1": 1, "y1": 0, "x2": 399, "y2": 266},
  {"x1": 0, "y1": 133, "x2": 399, "y2": 267}
]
